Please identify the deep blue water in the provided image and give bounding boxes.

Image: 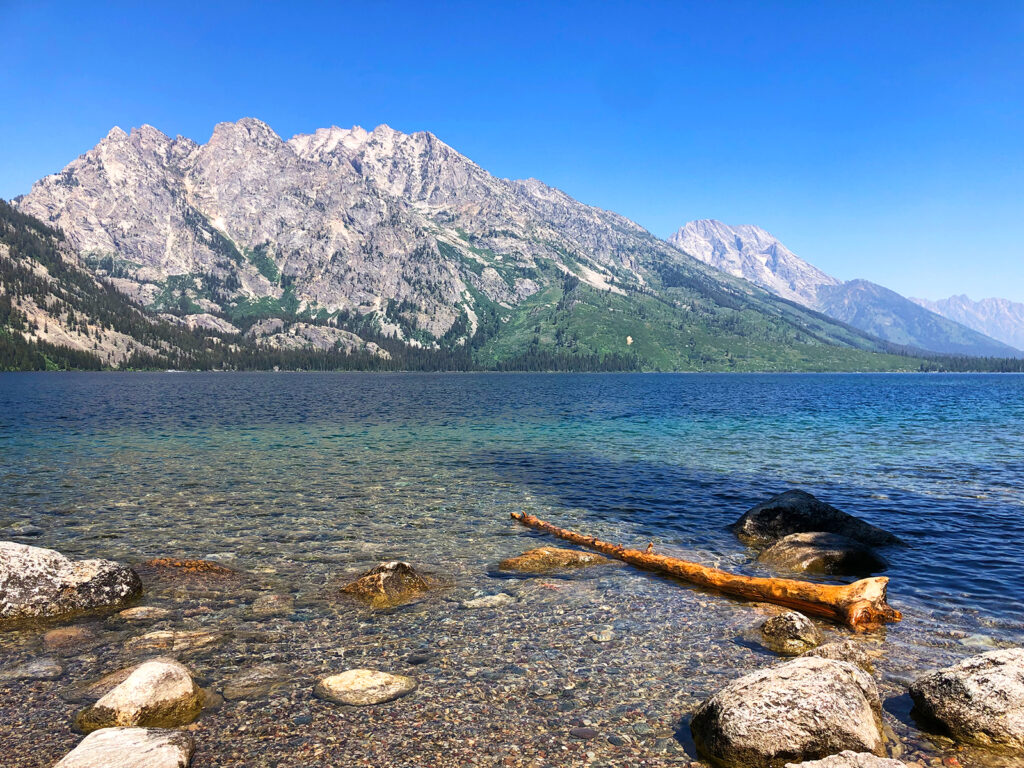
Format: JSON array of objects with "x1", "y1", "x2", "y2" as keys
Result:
[{"x1": 2, "y1": 371, "x2": 1023, "y2": 627}]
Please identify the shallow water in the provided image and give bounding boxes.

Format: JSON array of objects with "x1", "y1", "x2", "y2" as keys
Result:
[{"x1": 1, "y1": 372, "x2": 1023, "y2": 767}]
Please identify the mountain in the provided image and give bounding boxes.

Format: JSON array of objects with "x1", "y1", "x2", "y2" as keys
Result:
[
  {"x1": 912, "y1": 295, "x2": 1024, "y2": 352},
  {"x1": 670, "y1": 220, "x2": 1021, "y2": 358},
  {"x1": 6, "y1": 119, "x2": 941, "y2": 371}
]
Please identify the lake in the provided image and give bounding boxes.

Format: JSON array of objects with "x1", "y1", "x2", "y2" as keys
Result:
[{"x1": 2, "y1": 372, "x2": 1023, "y2": 767}]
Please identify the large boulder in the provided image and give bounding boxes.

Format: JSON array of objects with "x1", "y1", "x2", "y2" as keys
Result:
[
  {"x1": 691, "y1": 656, "x2": 886, "y2": 768},
  {"x1": 757, "y1": 532, "x2": 887, "y2": 576},
  {"x1": 339, "y1": 561, "x2": 430, "y2": 608},
  {"x1": 498, "y1": 547, "x2": 609, "y2": 572},
  {"x1": 75, "y1": 658, "x2": 203, "y2": 732},
  {"x1": 314, "y1": 668, "x2": 417, "y2": 706},
  {"x1": 759, "y1": 611, "x2": 825, "y2": 656},
  {"x1": 786, "y1": 753, "x2": 907, "y2": 768},
  {"x1": 0, "y1": 541, "x2": 142, "y2": 622},
  {"x1": 909, "y1": 647, "x2": 1024, "y2": 753},
  {"x1": 55, "y1": 727, "x2": 194, "y2": 768},
  {"x1": 732, "y1": 491, "x2": 901, "y2": 548}
]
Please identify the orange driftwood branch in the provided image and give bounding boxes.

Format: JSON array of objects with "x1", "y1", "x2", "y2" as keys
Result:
[{"x1": 510, "y1": 512, "x2": 901, "y2": 632}]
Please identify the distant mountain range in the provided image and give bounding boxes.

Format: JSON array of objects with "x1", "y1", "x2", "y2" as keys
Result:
[
  {"x1": 670, "y1": 220, "x2": 1021, "y2": 358},
  {"x1": 911, "y1": 295, "x2": 1024, "y2": 352}
]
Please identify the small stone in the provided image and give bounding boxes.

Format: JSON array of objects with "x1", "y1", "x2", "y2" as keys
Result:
[
  {"x1": 499, "y1": 547, "x2": 610, "y2": 573},
  {"x1": 251, "y1": 593, "x2": 294, "y2": 617},
  {"x1": 75, "y1": 658, "x2": 203, "y2": 732},
  {"x1": 0, "y1": 656, "x2": 64, "y2": 681},
  {"x1": 292, "y1": 713, "x2": 312, "y2": 725},
  {"x1": 44, "y1": 626, "x2": 99, "y2": 655},
  {"x1": 633, "y1": 722, "x2": 654, "y2": 736},
  {"x1": 54, "y1": 727, "x2": 194, "y2": 768},
  {"x1": 759, "y1": 611, "x2": 824, "y2": 655},
  {"x1": 339, "y1": 561, "x2": 431, "y2": 609},
  {"x1": 607, "y1": 732, "x2": 630, "y2": 746},
  {"x1": 118, "y1": 606, "x2": 172, "y2": 621},
  {"x1": 313, "y1": 669, "x2": 417, "y2": 706},
  {"x1": 570, "y1": 727, "x2": 600, "y2": 740},
  {"x1": 590, "y1": 629, "x2": 614, "y2": 643},
  {"x1": 462, "y1": 593, "x2": 514, "y2": 609}
]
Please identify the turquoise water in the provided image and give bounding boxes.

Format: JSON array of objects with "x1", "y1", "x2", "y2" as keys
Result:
[{"x1": 1, "y1": 372, "x2": 1023, "y2": 766}]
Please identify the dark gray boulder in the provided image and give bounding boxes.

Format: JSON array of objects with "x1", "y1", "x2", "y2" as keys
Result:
[
  {"x1": 909, "y1": 647, "x2": 1024, "y2": 753},
  {"x1": 732, "y1": 491, "x2": 902, "y2": 548},
  {"x1": 691, "y1": 656, "x2": 886, "y2": 768},
  {"x1": 757, "y1": 532, "x2": 887, "y2": 576},
  {"x1": 759, "y1": 611, "x2": 825, "y2": 656},
  {"x1": 0, "y1": 541, "x2": 142, "y2": 622}
]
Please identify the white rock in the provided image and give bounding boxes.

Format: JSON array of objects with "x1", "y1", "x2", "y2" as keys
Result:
[
  {"x1": 54, "y1": 727, "x2": 194, "y2": 768},
  {"x1": 462, "y1": 593, "x2": 514, "y2": 609},
  {"x1": 75, "y1": 658, "x2": 203, "y2": 732},
  {"x1": 314, "y1": 669, "x2": 416, "y2": 706}
]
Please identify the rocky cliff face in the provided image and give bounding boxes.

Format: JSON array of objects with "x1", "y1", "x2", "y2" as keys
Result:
[
  {"x1": 912, "y1": 295, "x2": 1024, "y2": 352},
  {"x1": 671, "y1": 220, "x2": 1020, "y2": 357}
]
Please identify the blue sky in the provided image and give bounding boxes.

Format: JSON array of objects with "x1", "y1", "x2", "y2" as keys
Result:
[{"x1": 2, "y1": 1, "x2": 1022, "y2": 300}]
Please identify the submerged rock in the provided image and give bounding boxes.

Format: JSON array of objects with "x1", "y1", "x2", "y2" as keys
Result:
[
  {"x1": 140, "y1": 557, "x2": 236, "y2": 576},
  {"x1": 462, "y1": 593, "x2": 514, "y2": 609},
  {"x1": 221, "y1": 663, "x2": 291, "y2": 701},
  {"x1": 0, "y1": 541, "x2": 142, "y2": 622},
  {"x1": 118, "y1": 606, "x2": 172, "y2": 621},
  {"x1": 44, "y1": 626, "x2": 100, "y2": 655},
  {"x1": 0, "y1": 656, "x2": 64, "y2": 681},
  {"x1": 124, "y1": 629, "x2": 225, "y2": 654},
  {"x1": 691, "y1": 656, "x2": 885, "y2": 768},
  {"x1": 75, "y1": 658, "x2": 203, "y2": 732},
  {"x1": 909, "y1": 647, "x2": 1024, "y2": 753},
  {"x1": 786, "y1": 752, "x2": 907, "y2": 768},
  {"x1": 802, "y1": 640, "x2": 875, "y2": 673},
  {"x1": 757, "y1": 532, "x2": 887, "y2": 576},
  {"x1": 731, "y1": 490, "x2": 901, "y2": 548},
  {"x1": 314, "y1": 668, "x2": 417, "y2": 706},
  {"x1": 55, "y1": 727, "x2": 194, "y2": 768},
  {"x1": 759, "y1": 611, "x2": 825, "y2": 656},
  {"x1": 339, "y1": 561, "x2": 430, "y2": 608},
  {"x1": 251, "y1": 593, "x2": 294, "y2": 617},
  {"x1": 498, "y1": 547, "x2": 610, "y2": 573}
]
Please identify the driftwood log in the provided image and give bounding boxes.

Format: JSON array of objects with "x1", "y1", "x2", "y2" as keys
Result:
[{"x1": 510, "y1": 512, "x2": 901, "y2": 632}]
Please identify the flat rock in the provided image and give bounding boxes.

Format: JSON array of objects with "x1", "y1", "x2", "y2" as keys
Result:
[
  {"x1": 759, "y1": 611, "x2": 825, "y2": 656},
  {"x1": 222, "y1": 663, "x2": 291, "y2": 700},
  {"x1": 691, "y1": 656, "x2": 886, "y2": 768},
  {"x1": 0, "y1": 656, "x2": 64, "y2": 681},
  {"x1": 314, "y1": 668, "x2": 417, "y2": 706},
  {"x1": 251, "y1": 593, "x2": 294, "y2": 617},
  {"x1": 731, "y1": 490, "x2": 902, "y2": 547},
  {"x1": 55, "y1": 727, "x2": 194, "y2": 768},
  {"x1": 76, "y1": 658, "x2": 202, "y2": 732},
  {"x1": 140, "y1": 558, "x2": 237, "y2": 577},
  {"x1": 0, "y1": 541, "x2": 142, "y2": 622},
  {"x1": 124, "y1": 629, "x2": 225, "y2": 654},
  {"x1": 498, "y1": 547, "x2": 609, "y2": 572},
  {"x1": 44, "y1": 626, "x2": 100, "y2": 655},
  {"x1": 758, "y1": 532, "x2": 887, "y2": 575},
  {"x1": 786, "y1": 752, "x2": 908, "y2": 768},
  {"x1": 909, "y1": 647, "x2": 1024, "y2": 753},
  {"x1": 462, "y1": 592, "x2": 514, "y2": 609},
  {"x1": 118, "y1": 606, "x2": 172, "y2": 621},
  {"x1": 339, "y1": 561, "x2": 430, "y2": 608},
  {"x1": 802, "y1": 640, "x2": 876, "y2": 673}
]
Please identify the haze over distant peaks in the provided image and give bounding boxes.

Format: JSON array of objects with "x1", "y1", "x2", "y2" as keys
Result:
[
  {"x1": 912, "y1": 295, "x2": 1024, "y2": 352},
  {"x1": 670, "y1": 220, "x2": 1021, "y2": 357}
]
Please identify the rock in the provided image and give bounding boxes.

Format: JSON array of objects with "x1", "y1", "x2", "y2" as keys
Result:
[
  {"x1": 909, "y1": 647, "x2": 1024, "y2": 753},
  {"x1": 759, "y1": 611, "x2": 825, "y2": 655},
  {"x1": 498, "y1": 547, "x2": 610, "y2": 572},
  {"x1": 786, "y1": 752, "x2": 908, "y2": 768},
  {"x1": 54, "y1": 727, "x2": 194, "y2": 768},
  {"x1": 76, "y1": 658, "x2": 203, "y2": 732},
  {"x1": 140, "y1": 557, "x2": 236, "y2": 576},
  {"x1": 0, "y1": 541, "x2": 142, "y2": 622},
  {"x1": 570, "y1": 727, "x2": 600, "y2": 739},
  {"x1": 339, "y1": 561, "x2": 430, "y2": 608},
  {"x1": 691, "y1": 656, "x2": 885, "y2": 768},
  {"x1": 590, "y1": 629, "x2": 614, "y2": 643},
  {"x1": 731, "y1": 490, "x2": 902, "y2": 547},
  {"x1": 221, "y1": 663, "x2": 290, "y2": 700},
  {"x1": 124, "y1": 629, "x2": 225, "y2": 654},
  {"x1": 314, "y1": 668, "x2": 417, "y2": 706},
  {"x1": 802, "y1": 640, "x2": 875, "y2": 672},
  {"x1": 0, "y1": 656, "x2": 64, "y2": 681},
  {"x1": 462, "y1": 593, "x2": 514, "y2": 609},
  {"x1": 757, "y1": 532, "x2": 888, "y2": 575},
  {"x1": 7, "y1": 523, "x2": 44, "y2": 537},
  {"x1": 251, "y1": 593, "x2": 294, "y2": 617},
  {"x1": 118, "y1": 606, "x2": 172, "y2": 621},
  {"x1": 44, "y1": 626, "x2": 100, "y2": 655}
]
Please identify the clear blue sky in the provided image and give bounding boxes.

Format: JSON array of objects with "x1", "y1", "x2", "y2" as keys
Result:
[{"x1": 2, "y1": 1, "x2": 1022, "y2": 300}]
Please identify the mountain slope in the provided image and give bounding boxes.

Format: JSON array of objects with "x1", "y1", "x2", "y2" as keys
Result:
[
  {"x1": 912, "y1": 295, "x2": 1024, "y2": 352},
  {"x1": 9, "y1": 119, "x2": 942, "y2": 371},
  {"x1": 670, "y1": 220, "x2": 1020, "y2": 357}
]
